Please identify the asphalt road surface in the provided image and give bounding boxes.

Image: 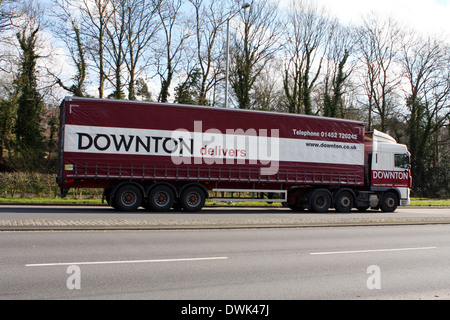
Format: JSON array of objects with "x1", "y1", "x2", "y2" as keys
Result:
[
  {"x1": 0, "y1": 205, "x2": 449, "y2": 230},
  {"x1": 1, "y1": 222, "x2": 450, "y2": 300}
]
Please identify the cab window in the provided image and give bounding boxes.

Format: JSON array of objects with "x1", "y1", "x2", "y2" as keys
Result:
[{"x1": 394, "y1": 154, "x2": 410, "y2": 169}]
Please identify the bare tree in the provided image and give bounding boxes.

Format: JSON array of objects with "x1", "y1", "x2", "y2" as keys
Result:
[
  {"x1": 75, "y1": 0, "x2": 115, "y2": 98},
  {"x1": 0, "y1": 0, "x2": 16, "y2": 32},
  {"x1": 124, "y1": 0, "x2": 160, "y2": 100},
  {"x1": 50, "y1": 0, "x2": 88, "y2": 97},
  {"x1": 156, "y1": 0, "x2": 190, "y2": 103},
  {"x1": 355, "y1": 13, "x2": 401, "y2": 131},
  {"x1": 229, "y1": 0, "x2": 281, "y2": 109},
  {"x1": 0, "y1": 0, "x2": 18, "y2": 74},
  {"x1": 251, "y1": 60, "x2": 286, "y2": 111},
  {"x1": 189, "y1": 0, "x2": 231, "y2": 106},
  {"x1": 283, "y1": 0, "x2": 332, "y2": 115},
  {"x1": 105, "y1": 0, "x2": 127, "y2": 99},
  {"x1": 103, "y1": 0, "x2": 161, "y2": 100}
]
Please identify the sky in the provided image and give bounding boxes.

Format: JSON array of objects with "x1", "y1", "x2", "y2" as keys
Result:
[
  {"x1": 281, "y1": 0, "x2": 450, "y2": 38},
  {"x1": 34, "y1": 0, "x2": 450, "y2": 103}
]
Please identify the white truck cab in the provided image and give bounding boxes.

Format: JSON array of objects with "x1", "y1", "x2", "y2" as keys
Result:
[{"x1": 369, "y1": 130, "x2": 412, "y2": 208}]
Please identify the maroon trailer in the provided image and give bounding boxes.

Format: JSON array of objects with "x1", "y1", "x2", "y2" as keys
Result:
[{"x1": 57, "y1": 97, "x2": 411, "y2": 212}]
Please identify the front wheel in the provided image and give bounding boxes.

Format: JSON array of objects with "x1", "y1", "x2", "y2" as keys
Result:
[{"x1": 380, "y1": 192, "x2": 398, "y2": 212}]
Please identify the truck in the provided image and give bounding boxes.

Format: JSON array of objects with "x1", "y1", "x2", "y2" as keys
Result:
[{"x1": 56, "y1": 97, "x2": 412, "y2": 213}]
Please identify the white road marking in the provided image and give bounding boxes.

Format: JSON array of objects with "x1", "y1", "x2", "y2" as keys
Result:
[
  {"x1": 26, "y1": 256, "x2": 228, "y2": 267},
  {"x1": 310, "y1": 246, "x2": 437, "y2": 255}
]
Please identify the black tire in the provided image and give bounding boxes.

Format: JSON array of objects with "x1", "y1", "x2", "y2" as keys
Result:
[
  {"x1": 380, "y1": 192, "x2": 398, "y2": 212},
  {"x1": 148, "y1": 185, "x2": 175, "y2": 212},
  {"x1": 335, "y1": 191, "x2": 354, "y2": 213},
  {"x1": 309, "y1": 189, "x2": 331, "y2": 213},
  {"x1": 180, "y1": 186, "x2": 205, "y2": 212},
  {"x1": 113, "y1": 185, "x2": 143, "y2": 212}
]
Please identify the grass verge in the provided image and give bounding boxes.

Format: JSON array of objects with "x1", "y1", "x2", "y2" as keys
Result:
[
  {"x1": 0, "y1": 197, "x2": 448, "y2": 207},
  {"x1": 409, "y1": 198, "x2": 450, "y2": 207}
]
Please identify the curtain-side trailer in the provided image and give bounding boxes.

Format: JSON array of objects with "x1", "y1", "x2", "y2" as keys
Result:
[{"x1": 57, "y1": 97, "x2": 411, "y2": 212}]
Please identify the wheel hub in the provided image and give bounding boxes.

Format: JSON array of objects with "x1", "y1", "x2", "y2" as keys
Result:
[
  {"x1": 122, "y1": 192, "x2": 136, "y2": 206},
  {"x1": 155, "y1": 192, "x2": 169, "y2": 206}
]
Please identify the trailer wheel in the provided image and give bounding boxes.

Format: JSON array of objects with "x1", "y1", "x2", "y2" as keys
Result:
[
  {"x1": 148, "y1": 185, "x2": 175, "y2": 212},
  {"x1": 113, "y1": 185, "x2": 142, "y2": 212},
  {"x1": 309, "y1": 189, "x2": 331, "y2": 213},
  {"x1": 335, "y1": 191, "x2": 354, "y2": 213},
  {"x1": 180, "y1": 186, "x2": 205, "y2": 212},
  {"x1": 380, "y1": 192, "x2": 398, "y2": 212}
]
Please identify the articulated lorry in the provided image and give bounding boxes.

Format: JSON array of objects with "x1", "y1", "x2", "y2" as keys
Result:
[{"x1": 56, "y1": 97, "x2": 411, "y2": 212}]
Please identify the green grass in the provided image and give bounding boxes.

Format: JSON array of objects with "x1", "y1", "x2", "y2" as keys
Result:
[
  {"x1": 0, "y1": 196, "x2": 103, "y2": 205},
  {"x1": 409, "y1": 198, "x2": 450, "y2": 207},
  {"x1": 0, "y1": 197, "x2": 280, "y2": 206},
  {"x1": 0, "y1": 196, "x2": 448, "y2": 207}
]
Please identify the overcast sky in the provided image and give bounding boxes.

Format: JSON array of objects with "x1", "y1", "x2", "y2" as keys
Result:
[{"x1": 281, "y1": 0, "x2": 450, "y2": 38}]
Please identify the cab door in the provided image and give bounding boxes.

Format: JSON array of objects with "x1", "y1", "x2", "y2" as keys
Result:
[{"x1": 371, "y1": 150, "x2": 410, "y2": 188}]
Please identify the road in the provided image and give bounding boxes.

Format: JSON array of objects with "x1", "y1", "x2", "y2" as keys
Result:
[
  {"x1": 0, "y1": 205, "x2": 449, "y2": 230},
  {"x1": 1, "y1": 223, "x2": 450, "y2": 301}
]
